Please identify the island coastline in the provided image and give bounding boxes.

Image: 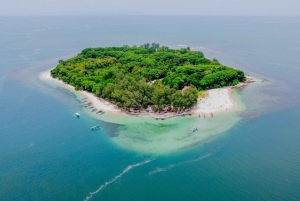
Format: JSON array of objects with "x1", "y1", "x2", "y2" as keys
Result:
[{"x1": 40, "y1": 70, "x2": 253, "y2": 119}]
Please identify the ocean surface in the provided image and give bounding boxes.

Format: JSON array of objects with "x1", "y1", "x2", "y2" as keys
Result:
[{"x1": 1, "y1": 16, "x2": 300, "y2": 200}]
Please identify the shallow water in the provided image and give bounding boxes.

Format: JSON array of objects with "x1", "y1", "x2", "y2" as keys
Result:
[
  {"x1": 41, "y1": 73, "x2": 245, "y2": 154},
  {"x1": 1, "y1": 16, "x2": 300, "y2": 200}
]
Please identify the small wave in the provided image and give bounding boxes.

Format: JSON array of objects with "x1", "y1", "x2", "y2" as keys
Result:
[
  {"x1": 148, "y1": 164, "x2": 176, "y2": 175},
  {"x1": 148, "y1": 153, "x2": 212, "y2": 175},
  {"x1": 84, "y1": 159, "x2": 154, "y2": 201}
]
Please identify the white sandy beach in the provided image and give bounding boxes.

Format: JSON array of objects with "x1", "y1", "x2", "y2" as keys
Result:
[
  {"x1": 41, "y1": 71, "x2": 121, "y2": 113},
  {"x1": 193, "y1": 88, "x2": 235, "y2": 114},
  {"x1": 40, "y1": 70, "x2": 237, "y2": 117}
]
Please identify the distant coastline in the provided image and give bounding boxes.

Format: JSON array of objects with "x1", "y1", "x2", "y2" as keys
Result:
[{"x1": 40, "y1": 71, "x2": 254, "y2": 119}]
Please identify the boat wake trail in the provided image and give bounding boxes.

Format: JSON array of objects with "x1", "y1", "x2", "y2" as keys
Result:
[
  {"x1": 84, "y1": 158, "x2": 154, "y2": 201},
  {"x1": 148, "y1": 153, "x2": 212, "y2": 175}
]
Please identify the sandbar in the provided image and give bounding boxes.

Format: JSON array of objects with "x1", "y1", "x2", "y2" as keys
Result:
[{"x1": 39, "y1": 70, "x2": 250, "y2": 154}]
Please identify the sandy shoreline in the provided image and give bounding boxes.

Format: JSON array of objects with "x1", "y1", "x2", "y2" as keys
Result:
[
  {"x1": 192, "y1": 88, "x2": 235, "y2": 115},
  {"x1": 40, "y1": 70, "x2": 241, "y2": 118},
  {"x1": 40, "y1": 71, "x2": 122, "y2": 113}
]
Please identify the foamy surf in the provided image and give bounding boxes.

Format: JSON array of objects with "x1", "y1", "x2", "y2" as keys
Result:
[{"x1": 84, "y1": 159, "x2": 154, "y2": 201}]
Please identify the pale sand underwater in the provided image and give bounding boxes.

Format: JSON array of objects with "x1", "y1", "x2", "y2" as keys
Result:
[{"x1": 40, "y1": 70, "x2": 246, "y2": 154}]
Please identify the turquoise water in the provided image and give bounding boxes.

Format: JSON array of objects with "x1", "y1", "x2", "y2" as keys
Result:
[
  {"x1": 40, "y1": 74, "x2": 245, "y2": 154},
  {"x1": 1, "y1": 16, "x2": 300, "y2": 200}
]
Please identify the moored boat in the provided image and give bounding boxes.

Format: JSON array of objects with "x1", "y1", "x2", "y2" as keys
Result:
[
  {"x1": 96, "y1": 110, "x2": 103, "y2": 114},
  {"x1": 191, "y1": 127, "x2": 197, "y2": 132},
  {"x1": 75, "y1": 113, "x2": 80, "y2": 117},
  {"x1": 91, "y1": 125, "x2": 101, "y2": 130}
]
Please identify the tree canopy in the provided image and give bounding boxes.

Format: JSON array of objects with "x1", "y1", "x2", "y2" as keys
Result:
[{"x1": 51, "y1": 43, "x2": 245, "y2": 112}]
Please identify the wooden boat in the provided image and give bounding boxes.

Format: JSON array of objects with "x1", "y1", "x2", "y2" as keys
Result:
[
  {"x1": 91, "y1": 125, "x2": 101, "y2": 130},
  {"x1": 191, "y1": 127, "x2": 197, "y2": 132}
]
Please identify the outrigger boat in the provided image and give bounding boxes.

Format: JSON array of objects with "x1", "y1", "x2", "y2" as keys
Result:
[
  {"x1": 91, "y1": 108, "x2": 97, "y2": 112},
  {"x1": 84, "y1": 102, "x2": 92, "y2": 106},
  {"x1": 91, "y1": 125, "x2": 101, "y2": 130},
  {"x1": 81, "y1": 98, "x2": 88, "y2": 103},
  {"x1": 99, "y1": 111, "x2": 105, "y2": 115},
  {"x1": 191, "y1": 127, "x2": 197, "y2": 132}
]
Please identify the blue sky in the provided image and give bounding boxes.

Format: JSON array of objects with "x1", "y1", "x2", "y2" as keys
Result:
[{"x1": 0, "y1": 0, "x2": 299, "y2": 16}]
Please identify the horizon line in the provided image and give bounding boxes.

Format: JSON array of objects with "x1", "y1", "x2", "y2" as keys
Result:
[{"x1": 1, "y1": 14, "x2": 300, "y2": 17}]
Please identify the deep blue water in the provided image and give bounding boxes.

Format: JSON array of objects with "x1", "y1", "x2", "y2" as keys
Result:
[{"x1": 1, "y1": 16, "x2": 300, "y2": 201}]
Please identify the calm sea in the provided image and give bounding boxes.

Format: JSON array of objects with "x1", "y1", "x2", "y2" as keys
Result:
[{"x1": 1, "y1": 16, "x2": 300, "y2": 201}]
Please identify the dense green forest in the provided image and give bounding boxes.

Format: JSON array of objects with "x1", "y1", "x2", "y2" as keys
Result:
[{"x1": 51, "y1": 43, "x2": 245, "y2": 112}]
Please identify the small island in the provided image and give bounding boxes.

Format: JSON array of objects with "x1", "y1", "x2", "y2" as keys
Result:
[{"x1": 49, "y1": 43, "x2": 246, "y2": 117}]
